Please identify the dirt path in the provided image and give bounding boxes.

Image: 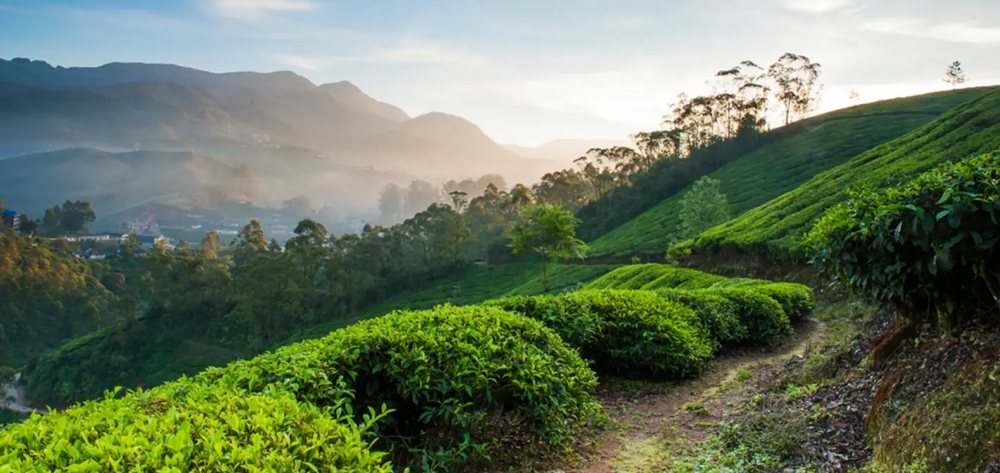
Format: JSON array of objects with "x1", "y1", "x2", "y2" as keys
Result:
[{"x1": 553, "y1": 320, "x2": 826, "y2": 473}]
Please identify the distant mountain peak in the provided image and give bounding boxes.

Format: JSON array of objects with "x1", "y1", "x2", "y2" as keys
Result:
[{"x1": 319, "y1": 81, "x2": 409, "y2": 123}]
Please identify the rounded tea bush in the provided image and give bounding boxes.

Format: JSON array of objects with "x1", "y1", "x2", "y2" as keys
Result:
[
  {"x1": 198, "y1": 304, "x2": 603, "y2": 470},
  {"x1": 704, "y1": 288, "x2": 791, "y2": 344},
  {"x1": 752, "y1": 283, "x2": 816, "y2": 324},
  {"x1": 484, "y1": 293, "x2": 603, "y2": 348},
  {"x1": 0, "y1": 381, "x2": 393, "y2": 472},
  {"x1": 660, "y1": 288, "x2": 746, "y2": 348}
]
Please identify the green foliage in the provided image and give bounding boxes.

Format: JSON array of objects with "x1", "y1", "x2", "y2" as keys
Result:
[
  {"x1": 0, "y1": 381, "x2": 394, "y2": 472},
  {"x1": 678, "y1": 176, "x2": 731, "y2": 239},
  {"x1": 508, "y1": 204, "x2": 588, "y2": 293},
  {"x1": 584, "y1": 264, "x2": 726, "y2": 291},
  {"x1": 704, "y1": 288, "x2": 791, "y2": 344},
  {"x1": 586, "y1": 87, "x2": 995, "y2": 257},
  {"x1": 751, "y1": 283, "x2": 816, "y2": 324},
  {"x1": 198, "y1": 305, "x2": 603, "y2": 470},
  {"x1": 659, "y1": 289, "x2": 746, "y2": 348},
  {"x1": 805, "y1": 152, "x2": 1000, "y2": 326},
  {"x1": 698, "y1": 87, "x2": 1000, "y2": 259},
  {"x1": 0, "y1": 232, "x2": 114, "y2": 366},
  {"x1": 489, "y1": 290, "x2": 713, "y2": 378}
]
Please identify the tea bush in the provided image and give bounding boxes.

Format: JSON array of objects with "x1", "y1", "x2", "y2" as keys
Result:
[
  {"x1": 806, "y1": 152, "x2": 1000, "y2": 328},
  {"x1": 0, "y1": 381, "x2": 393, "y2": 472},
  {"x1": 483, "y1": 293, "x2": 603, "y2": 348},
  {"x1": 584, "y1": 264, "x2": 726, "y2": 291},
  {"x1": 704, "y1": 288, "x2": 791, "y2": 344},
  {"x1": 492, "y1": 290, "x2": 713, "y2": 378},
  {"x1": 709, "y1": 278, "x2": 770, "y2": 288},
  {"x1": 752, "y1": 283, "x2": 816, "y2": 324},
  {"x1": 198, "y1": 305, "x2": 602, "y2": 470},
  {"x1": 660, "y1": 289, "x2": 746, "y2": 348}
]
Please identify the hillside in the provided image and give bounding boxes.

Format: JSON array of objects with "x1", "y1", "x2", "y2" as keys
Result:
[
  {"x1": 0, "y1": 148, "x2": 257, "y2": 217},
  {"x1": 319, "y1": 81, "x2": 410, "y2": 123},
  {"x1": 586, "y1": 87, "x2": 997, "y2": 257},
  {"x1": 695, "y1": 86, "x2": 1000, "y2": 258}
]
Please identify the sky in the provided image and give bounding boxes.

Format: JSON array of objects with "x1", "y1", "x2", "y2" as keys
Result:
[{"x1": 1, "y1": 0, "x2": 999, "y2": 146}]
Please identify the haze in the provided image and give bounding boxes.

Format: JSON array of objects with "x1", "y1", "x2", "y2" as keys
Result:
[{"x1": 2, "y1": 0, "x2": 998, "y2": 146}]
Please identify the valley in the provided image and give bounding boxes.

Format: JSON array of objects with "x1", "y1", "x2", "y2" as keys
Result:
[{"x1": 2, "y1": 14, "x2": 999, "y2": 472}]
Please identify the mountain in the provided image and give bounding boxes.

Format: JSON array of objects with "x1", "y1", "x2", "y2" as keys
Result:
[
  {"x1": 350, "y1": 112, "x2": 563, "y2": 183},
  {"x1": 319, "y1": 81, "x2": 410, "y2": 123},
  {"x1": 0, "y1": 57, "x2": 314, "y2": 95},
  {"x1": 506, "y1": 138, "x2": 632, "y2": 163},
  {"x1": 583, "y1": 86, "x2": 998, "y2": 257},
  {"x1": 695, "y1": 86, "x2": 1000, "y2": 258},
  {"x1": 0, "y1": 58, "x2": 548, "y2": 198},
  {"x1": 0, "y1": 148, "x2": 257, "y2": 219}
]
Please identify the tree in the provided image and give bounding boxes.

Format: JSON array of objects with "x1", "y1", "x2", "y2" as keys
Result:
[
  {"x1": 199, "y1": 231, "x2": 221, "y2": 260},
  {"x1": 378, "y1": 183, "x2": 405, "y2": 225},
  {"x1": 678, "y1": 176, "x2": 731, "y2": 239},
  {"x1": 508, "y1": 205, "x2": 588, "y2": 293},
  {"x1": 42, "y1": 206, "x2": 60, "y2": 236},
  {"x1": 448, "y1": 191, "x2": 469, "y2": 213},
  {"x1": 16, "y1": 214, "x2": 37, "y2": 236},
  {"x1": 120, "y1": 234, "x2": 139, "y2": 258},
  {"x1": 231, "y1": 219, "x2": 268, "y2": 266},
  {"x1": 849, "y1": 90, "x2": 861, "y2": 102},
  {"x1": 767, "y1": 53, "x2": 822, "y2": 126},
  {"x1": 944, "y1": 60, "x2": 966, "y2": 89},
  {"x1": 59, "y1": 200, "x2": 97, "y2": 234}
]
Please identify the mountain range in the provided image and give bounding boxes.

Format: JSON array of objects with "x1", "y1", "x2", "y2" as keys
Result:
[{"x1": 0, "y1": 58, "x2": 567, "y2": 218}]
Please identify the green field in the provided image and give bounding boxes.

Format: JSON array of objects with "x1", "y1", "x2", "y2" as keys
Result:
[
  {"x1": 281, "y1": 262, "x2": 622, "y2": 344},
  {"x1": 696, "y1": 87, "x2": 1000, "y2": 258},
  {"x1": 586, "y1": 87, "x2": 997, "y2": 257}
]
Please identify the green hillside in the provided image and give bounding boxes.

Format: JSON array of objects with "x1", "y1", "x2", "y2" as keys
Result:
[
  {"x1": 586, "y1": 87, "x2": 996, "y2": 257},
  {"x1": 696, "y1": 87, "x2": 1000, "y2": 258},
  {"x1": 283, "y1": 262, "x2": 622, "y2": 344}
]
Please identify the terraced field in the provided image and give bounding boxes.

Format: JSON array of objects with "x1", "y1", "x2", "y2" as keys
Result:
[
  {"x1": 587, "y1": 87, "x2": 997, "y2": 257},
  {"x1": 696, "y1": 87, "x2": 1000, "y2": 258}
]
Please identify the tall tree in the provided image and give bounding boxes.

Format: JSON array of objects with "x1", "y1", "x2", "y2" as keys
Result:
[
  {"x1": 378, "y1": 184, "x2": 405, "y2": 225},
  {"x1": 199, "y1": 231, "x2": 221, "y2": 260},
  {"x1": 767, "y1": 53, "x2": 822, "y2": 126},
  {"x1": 231, "y1": 219, "x2": 268, "y2": 266},
  {"x1": 16, "y1": 214, "x2": 38, "y2": 236},
  {"x1": 507, "y1": 204, "x2": 588, "y2": 293},
  {"x1": 41, "y1": 206, "x2": 60, "y2": 236},
  {"x1": 678, "y1": 176, "x2": 731, "y2": 239},
  {"x1": 404, "y1": 180, "x2": 441, "y2": 218},
  {"x1": 59, "y1": 200, "x2": 97, "y2": 234},
  {"x1": 944, "y1": 60, "x2": 967, "y2": 89}
]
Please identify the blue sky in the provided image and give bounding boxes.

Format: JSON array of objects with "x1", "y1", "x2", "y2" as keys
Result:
[{"x1": 2, "y1": 0, "x2": 999, "y2": 145}]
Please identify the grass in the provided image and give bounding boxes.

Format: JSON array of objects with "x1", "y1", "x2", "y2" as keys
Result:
[
  {"x1": 586, "y1": 87, "x2": 997, "y2": 257},
  {"x1": 696, "y1": 87, "x2": 1000, "y2": 258}
]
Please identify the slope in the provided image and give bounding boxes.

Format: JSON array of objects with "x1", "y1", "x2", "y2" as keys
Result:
[
  {"x1": 695, "y1": 86, "x2": 1000, "y2": 258},
  {"x1": 0, "y1": 148, "x2": 257, "y2": 217},
  {"x1": 586, "y1": 87, "x2": 996, "y2": 257}
]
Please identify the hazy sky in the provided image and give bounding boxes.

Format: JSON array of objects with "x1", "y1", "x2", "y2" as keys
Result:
[{"x1": 2, "y1": 0, "x2": 999, "y2": 146}]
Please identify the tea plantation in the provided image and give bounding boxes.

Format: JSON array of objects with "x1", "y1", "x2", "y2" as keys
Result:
[
  {"x1": 586, "y1": 87, "x2": 997, "y2": 257},
  {"x1": 695, "y1": 87, "x2": 1000, "y2": 259},
  {"x1": 0, "y1": 266, "x2": 814, "y2": 471}
]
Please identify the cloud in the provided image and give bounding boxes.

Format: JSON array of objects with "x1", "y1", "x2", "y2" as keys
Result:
[
  {"x1": 324, "y1": 40, "x2": 486, "y2": 67},
  {"x1": 210, "y1": 0, "x2": 319, "y2": 19},
  {"x1": 863, "y1": 17, "x2": 1000, "y2": 44},
  {"x1": 771, "y1": 0, "x2": 855, "y2": 13}
]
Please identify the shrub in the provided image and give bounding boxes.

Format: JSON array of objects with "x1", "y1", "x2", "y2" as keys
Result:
[
  {"x1": 660, "y1": 289, "x2": 746, "y2": 348},
  {"x1": 751, "y1": 283, "x2": 816, "y2": 324},
  {"x1": 709, "y1": 278, "x2": 770, "y2": 288},
  {"x1": 494, "y1": 290, "x2": 713, "y2": 378},
  {"x1": 483, "y1": 294, "x2": 603, "y2": 348},
  {"x1": 0, "y1": 381, "x2": 393, "y2": 472},
  {"x1": 704, "y1": 288, "x2": 791, "y2": 344},
  {"x1": 198, "y1": 305, "x2": 602, "y2": 470},
  {"x1": 805, "y1": 152, "x2": 1000, "y2": 329},
  {"x1": 584, "y1": 264, "x2": 726, "y2": 291}
]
